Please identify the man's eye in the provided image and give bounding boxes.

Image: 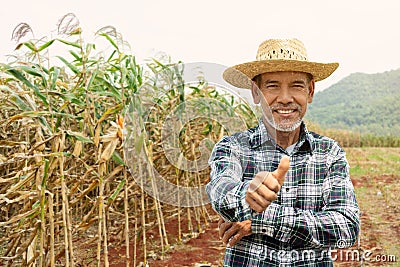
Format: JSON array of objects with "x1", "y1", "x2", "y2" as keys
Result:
[{"x1": 293, "y1": 85, "x2": 305, "y2": 90}]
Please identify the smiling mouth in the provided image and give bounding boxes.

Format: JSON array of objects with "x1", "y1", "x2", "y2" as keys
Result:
[{"x1": 275, "y1": 109, "x2": 296, "y2": 114}]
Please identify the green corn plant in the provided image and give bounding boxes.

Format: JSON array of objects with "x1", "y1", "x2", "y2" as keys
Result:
[{"x1": 0, "y1": 13, "x2": 260, "y2": 267}]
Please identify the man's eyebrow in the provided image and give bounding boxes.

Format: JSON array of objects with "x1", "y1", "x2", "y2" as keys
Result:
[
  {"x1": 291, "y1": 80, "x2": 307, "y2": 85},
  {"x1": 263, "y1": 79, "x2": 279, "y2": 84},
  {"x1": 263, "y1": 79, "x2": 307, "y2": 84}
]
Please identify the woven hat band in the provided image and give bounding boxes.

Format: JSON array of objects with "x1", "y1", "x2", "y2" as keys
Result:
[{"x1": 256, "y1": 39, "x2": 308, "y2": 61}]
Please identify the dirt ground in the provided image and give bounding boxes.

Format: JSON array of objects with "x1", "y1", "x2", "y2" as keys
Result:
[
  {"x1": 77, "y1": 174, "x2": 399, "y2": 267},
  {"x1": 140, "y1": 175, "x2": 399, "y2": 267},
  {"x1": 100, "y1": 208, "x2": 224, "y2": 267}
]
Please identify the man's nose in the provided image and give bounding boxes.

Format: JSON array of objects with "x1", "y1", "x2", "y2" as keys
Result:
[{"x1": 276, "y1": 87, "x2": 293, "y2": 104}]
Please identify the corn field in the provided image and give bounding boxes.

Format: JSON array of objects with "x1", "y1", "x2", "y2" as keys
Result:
[
  {"x1": 305, "y1": 120, "x2": 400, "y2": 148},
  {"x1": 1, "y1": 12, "x2": 398, "y2": 267},
  {"x1": 0, "y1": 14, "x2": 257, "y2": 266}
]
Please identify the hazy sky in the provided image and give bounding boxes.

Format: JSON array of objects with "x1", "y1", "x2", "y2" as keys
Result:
[{"x1": 1, "y1": 0, "x2": 399, "y2": 90}]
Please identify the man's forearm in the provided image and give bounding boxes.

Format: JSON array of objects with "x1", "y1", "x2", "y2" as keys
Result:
[
  {"x1": 207, "y1": 178, "x2": 252, "y2": 222},
  {"x1": 251, "y1": 203, "x2": 360, "y2": 248}
]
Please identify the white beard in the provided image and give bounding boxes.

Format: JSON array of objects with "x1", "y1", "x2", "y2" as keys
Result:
[{"x1": 265, "y1": 116, "x2": 303, "y2": 132}]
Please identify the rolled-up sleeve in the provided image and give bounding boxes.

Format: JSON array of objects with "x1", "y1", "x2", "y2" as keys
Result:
[{"x1": 206, "y1": 136, "x2": 252, "y2": 222}]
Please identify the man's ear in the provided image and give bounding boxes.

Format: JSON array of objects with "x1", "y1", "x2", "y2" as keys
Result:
[
  {"x1": 307, "y1": 80, "x2": 315, "y2": 104},
  {"x1": 251, "y1": 81, "x2": 261, "y2": 104}
]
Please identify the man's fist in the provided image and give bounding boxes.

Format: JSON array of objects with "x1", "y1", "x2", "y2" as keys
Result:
[{"x1": 245, "y1": 156, "x2": 290, "y2": 213}]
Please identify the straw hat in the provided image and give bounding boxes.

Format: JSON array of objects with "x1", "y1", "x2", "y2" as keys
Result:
[{"x1": 223, "y1": 38, "x2": 339, "y2": 89}]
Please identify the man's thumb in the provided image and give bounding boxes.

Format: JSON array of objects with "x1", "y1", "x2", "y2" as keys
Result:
[{"x1": 272, "y1": 156, "x2": 290, "y2": 186}]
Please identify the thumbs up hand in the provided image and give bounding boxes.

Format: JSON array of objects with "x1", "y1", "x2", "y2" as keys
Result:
[
  {"x1": 246, "y1": 156, "x2": 290, "y2": 213},
  {"x1": 271, "y1": 155, "x2": 290, "y2": 186}
]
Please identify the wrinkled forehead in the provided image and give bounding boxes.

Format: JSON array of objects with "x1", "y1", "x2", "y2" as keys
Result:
[
  {"x1": 252, "y1": 71, "x2": 314, "y2": 87},
  {"x1": 260, "y1": 71, "x2": 312, "y2": 81}
]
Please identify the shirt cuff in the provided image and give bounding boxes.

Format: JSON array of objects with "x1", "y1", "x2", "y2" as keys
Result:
[
  {"x1": 237, "y1": 180, "x2": 252, "y2": 221},
  {"x1": 274, "y1": 206, "x2": 296, "y2": 243},
  {"x1": 250, "y1": 202, "x2": 281, "y2": 237}
]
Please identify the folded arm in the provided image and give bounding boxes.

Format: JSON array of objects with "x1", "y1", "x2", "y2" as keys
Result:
[
  {"x1": 206, "y1": 137, "x2": 253, "y2": 222},
  {"x1": 208, "y1": 138, "x2": 360, "y2": 249},
  {"x1": 251, "y1": 154, "x2": 360, "y2": 249}
]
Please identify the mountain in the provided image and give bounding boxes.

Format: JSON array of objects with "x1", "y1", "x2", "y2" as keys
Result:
[{"x1": 306, "y1": 68, "x2": 400, "y2": 136}]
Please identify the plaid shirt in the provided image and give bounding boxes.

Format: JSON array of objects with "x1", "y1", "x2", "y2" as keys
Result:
[{"x1": 206, "y1": 121, "x2": 360, "y2": 267}]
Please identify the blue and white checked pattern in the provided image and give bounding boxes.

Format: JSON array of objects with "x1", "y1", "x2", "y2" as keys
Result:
[{"x1": 206, "y1": 121, "x2": 360, "y2": 266}]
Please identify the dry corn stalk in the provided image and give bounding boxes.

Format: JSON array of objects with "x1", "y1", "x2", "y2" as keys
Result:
[{"x1": 0, "y1": 16, "x2": 258, "y2": 267}]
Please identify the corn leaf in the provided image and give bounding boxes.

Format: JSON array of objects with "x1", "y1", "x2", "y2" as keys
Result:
[
  {"x1": 111, "y1": 151, "x2": 125, "y2": 166},
  {"x1": 18, "y1": 65, "x2": 45, "y2": 78},
  {"x1": 108, "y1": 179, "x2": 126, "y2": 202},
  {"x1": 69, "y1": 50, "x2": 81, "y2": 61},
  {"x1": 32, "y1": 86, "x2": 49, "y2": 107},
  {"x1": 50, "y1": 67, "x2": 60, "y2": 91},
  {"x1": 56, "y1": 56, "x2": 79, "y2": 74},
  {"x1": 0, "y1": 85, "x2": 31, "y2": 111},
  {"x1": 98, "y1": 33, "x2": 119, "y2": 51},
  {"x1": 8, "y1": 111, "x2": 78, "y2": 122},
  {"x1": 56, "y1": 38, "x2": 81, "y2": 48},
  {"x1": 6, "y1": 68, "x2": 35, "y2": 89},
  {"x1": 66, "y1": 130, "x2": 93, "y2": 143},
  {"x1": 23, "y1": 41, "x2": 38, "y2": 52},
  {"x1": 38, "y1": 39, "x2": 55, "y2": 52}
]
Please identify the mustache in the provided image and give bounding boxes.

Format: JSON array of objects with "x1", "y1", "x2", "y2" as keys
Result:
[{"x1": 270, "y1": 104, "x2": 302, "y2": 111}]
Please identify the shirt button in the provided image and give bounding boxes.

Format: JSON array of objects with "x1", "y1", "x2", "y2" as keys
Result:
[{"x1": 286, "y1": 188, "x2": 290, "y2": 192}]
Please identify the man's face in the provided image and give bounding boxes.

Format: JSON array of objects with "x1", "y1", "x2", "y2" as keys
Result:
[{"x1": 251, "y1": 71, "x2": 315, "y2": 132}]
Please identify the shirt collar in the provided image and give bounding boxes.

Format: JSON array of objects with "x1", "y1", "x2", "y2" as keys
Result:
[
  {"x1": 249, "y1": 119, "x2": 315, "y2": 153},
  {"x1": 298, "y1": 123, "x2": 315, "y2": 153},
  {"x1": 249, "y1": 119, "x2": 274, "y2": 148}
]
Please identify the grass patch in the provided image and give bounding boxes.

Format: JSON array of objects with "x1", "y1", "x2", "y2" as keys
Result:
[
  {"x1": 343, "y1": 147, "x2": 400, "y2": 267},
  {"x1": 388, "y1": 153, "x2": 400, "y2": 162},
  {"x1": 350, "y1": 164, "x2": 368, "y2": 177},
  {"x1": 345, "y1": 147, "x2": 400, "y2": 178}
]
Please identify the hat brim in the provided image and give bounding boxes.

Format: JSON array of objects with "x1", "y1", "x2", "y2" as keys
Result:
[{"x1": 223, "y1": 59, "x2": 339, "y2": 89}]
